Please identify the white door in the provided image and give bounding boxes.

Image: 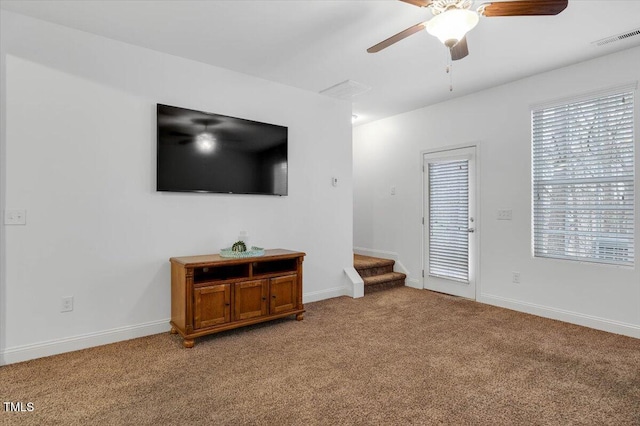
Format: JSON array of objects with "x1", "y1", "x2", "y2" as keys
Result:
[{"x1": 423, "y1": 147, "x2": 477, "y2": 299}]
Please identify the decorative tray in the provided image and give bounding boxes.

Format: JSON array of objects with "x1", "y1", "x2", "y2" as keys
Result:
[{"x1": 219, "y1": 247, "x2": 265, "y2": 258}]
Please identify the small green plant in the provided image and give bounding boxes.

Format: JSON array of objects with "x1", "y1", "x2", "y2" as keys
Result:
[{"x1": 232, "y1": 241, "x2": 247, "y2": 252}]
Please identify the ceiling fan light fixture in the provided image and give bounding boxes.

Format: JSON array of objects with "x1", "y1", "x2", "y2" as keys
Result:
[{"x1": 426, "y1": 8, "x2": 479, "y2": 48}]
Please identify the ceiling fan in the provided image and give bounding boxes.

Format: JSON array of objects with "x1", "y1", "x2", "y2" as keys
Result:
[{"x1": 367, "y1": 0, "x2": 568, "y2": 60}]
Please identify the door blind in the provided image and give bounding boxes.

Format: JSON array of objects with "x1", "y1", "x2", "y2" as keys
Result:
[
  {"x1": 429, "y1": 160, "x2": 469, "y2": 281},
  {"x1": 532, "y1": 90, "x2": 635, "y2": 265}
]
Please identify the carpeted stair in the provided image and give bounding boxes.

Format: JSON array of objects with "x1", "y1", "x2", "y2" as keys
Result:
[{"x1": 354, "y1": 254, "x2": 406, "y2": 294}]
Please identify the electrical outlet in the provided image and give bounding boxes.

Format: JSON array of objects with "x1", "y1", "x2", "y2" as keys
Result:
[
  {"x1": 391, "y1": 186, "x2": 396, "y2": 195},
  {"x1": 61, "y1": 296, "x2": 73, "y2": 313},
  {"x1": 512, "y1": 272, "x2": 521, "y2": 284},
  {"x1": 4, "y1": 209, "x2": 26, "y2": 225},
  {"x1": 497, "y1": 209, "x2": 512, "y2": 220}
]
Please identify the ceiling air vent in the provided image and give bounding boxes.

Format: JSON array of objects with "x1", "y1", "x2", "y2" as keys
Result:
[
  {"x1": 319, "y1": 80, "x2": 371, "y2": 100},
  {"x1": 592, "y1": 28, "x2": 640, "y2": 47}
]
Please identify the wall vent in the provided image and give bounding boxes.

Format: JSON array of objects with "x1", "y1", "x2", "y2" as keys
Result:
[
  {"x1": 319, "y1": 80, "x2": 371, "y2": 100},
  {"x1": 592, "y1": 28, "x2": 640, "y2": 47}
]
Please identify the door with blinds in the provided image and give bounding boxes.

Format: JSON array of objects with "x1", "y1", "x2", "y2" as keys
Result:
[{"x1": 423, "y1": 147, "x2": 477, "y2": 299}]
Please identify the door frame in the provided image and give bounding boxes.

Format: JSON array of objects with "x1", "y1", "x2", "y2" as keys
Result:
[{"x1": 421, "y1": 144, "x2": 481, "y2": 300}]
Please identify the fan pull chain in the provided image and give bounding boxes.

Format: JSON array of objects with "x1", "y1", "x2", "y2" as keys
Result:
[{"x1": 445, "y1": 53, "x2": 454, "y2": 92}]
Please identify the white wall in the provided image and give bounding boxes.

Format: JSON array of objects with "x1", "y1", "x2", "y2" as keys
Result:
[
  {"x1": 0, "y1": 11, "x2": 353, "y2": 364},
  {"x1": 354, "y1": 46, "x2": 640, "y2": 338}
]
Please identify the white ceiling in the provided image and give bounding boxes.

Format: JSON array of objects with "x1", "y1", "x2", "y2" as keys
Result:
[{"x1": 2, "y1": 0, "x2": 640, "y2": 125}]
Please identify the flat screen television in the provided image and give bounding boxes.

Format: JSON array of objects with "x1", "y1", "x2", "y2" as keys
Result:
[{"x1": 157, "y1": 104, "x2": 288, "y2": 195}]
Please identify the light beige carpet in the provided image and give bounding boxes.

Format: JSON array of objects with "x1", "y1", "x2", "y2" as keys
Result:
[{"x1": 2, "y1": 287, "x2": 639, "y2": 425}]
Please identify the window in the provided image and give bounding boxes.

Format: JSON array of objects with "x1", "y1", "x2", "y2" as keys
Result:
[{"x1": 532, "y1": 86, "x2": 635, "y2": 266}]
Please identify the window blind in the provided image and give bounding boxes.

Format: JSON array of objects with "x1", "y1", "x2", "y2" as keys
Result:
[
  {"x1": 532, "y1": 89, "x2": 635, "y2": 265},
  {"x1": 429, "y1": 160, "x2": 469, "y2": 281}
]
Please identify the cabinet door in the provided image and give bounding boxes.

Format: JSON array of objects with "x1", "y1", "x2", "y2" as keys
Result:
[
  {"x1": 234, "y1": 279, "x2": 268, "y2": 321},
  {"x1": 194, "y1": 284, "x2": 231, "y2": 329},
  {"x1": 270, "y1": 274, "x2": 297, "y2": 314}
]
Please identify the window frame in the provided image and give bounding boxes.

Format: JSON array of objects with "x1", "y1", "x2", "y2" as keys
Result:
[{"x1": 531, "y1": 83, "x2": 637, "y2": 267}]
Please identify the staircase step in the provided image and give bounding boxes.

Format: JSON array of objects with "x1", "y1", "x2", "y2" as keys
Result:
[
  {"x1": 354, "y1": 254, "x2": 395, "y2": 277},
  {"x1": 354, "y1": 254, "x2": 407, "y2": 294},
  {"x1": 363, "y1": 272, "x2": 407, "y2": 294}
]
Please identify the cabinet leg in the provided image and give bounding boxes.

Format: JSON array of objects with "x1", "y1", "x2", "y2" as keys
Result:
[
  {"x1": 183, "y1": 339, "x2": 195, "y2": 348},
  {"x1": 296, "y1": 313, "x2": 304, "y2": 321},
  {"x1": 170, "y1": 326, "x2": 178, "y2": 335}
]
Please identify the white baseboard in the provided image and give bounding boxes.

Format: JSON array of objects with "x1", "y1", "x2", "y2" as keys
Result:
[
  {"x1": 394, "y1": 260, "x2": 410, "y2": 277},
  {"x1": 480, "y1": 293, "x2": 640, "y2": 339},
  {"x1": 1, "y1": 285, "x2": 353, "y2": 365},
  {"x1": 405, "y1": 278, "x2": 422, "y2": 289},
  {"x1": 353, "y1": 247, "x2": 398, "y2": 260},
  {"x1": 303, "y1": 286, "x2": 349, "y2": 303},
  {"x1": 5, "y1": 290, "x2": 634, "y2": 366},
  {"x1": 0, "y1": 319, "x2": 171, "y2": 366}
]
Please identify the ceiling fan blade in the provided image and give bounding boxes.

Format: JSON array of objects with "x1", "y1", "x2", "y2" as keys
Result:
[
  {"x1": 450, "y1": 36, "x2": 469, "y2": 61},
  {"x1": 399, "y1": 0, "x2": 433, "y2": 7},
  {"x1": 367, "y1": 22, "x2": 428, "y2": 53},
  {"x1": 481, "y1": 0, "x2": 568, "y2": 17}
]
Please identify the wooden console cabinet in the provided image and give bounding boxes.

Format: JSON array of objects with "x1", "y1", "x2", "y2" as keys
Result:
[{"x1": 170, "y1": 249, "x2": 305, "y2": 348}]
